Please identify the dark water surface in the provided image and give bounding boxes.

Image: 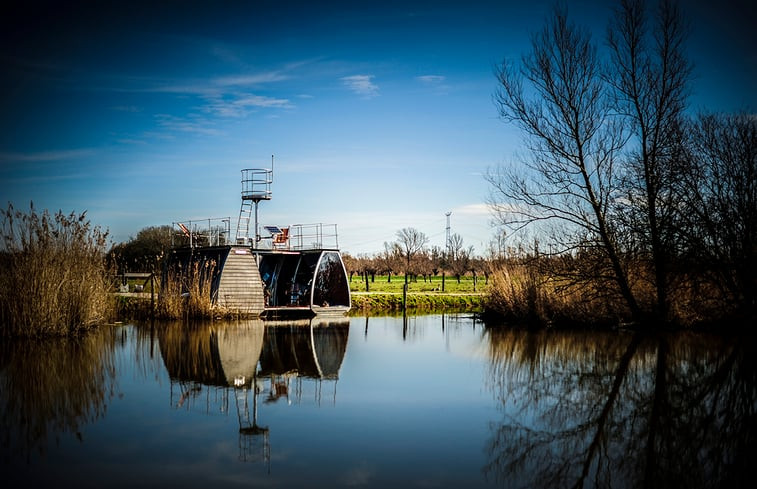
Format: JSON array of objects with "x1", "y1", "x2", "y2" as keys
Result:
[{"x1": 2, "y1": 315, "x2": 755, "y2": 488}]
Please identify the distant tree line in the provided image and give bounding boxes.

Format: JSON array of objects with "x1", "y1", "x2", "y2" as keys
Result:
[
  {"x1": 487, "y1": 0, "x2": 755, "y2": 327},
  {"x1": 342, "y1": 227, "x2": 495, "y2": 285},
  {"x1": 108, "y1": 225, "x2": 173, "y2": 273}
]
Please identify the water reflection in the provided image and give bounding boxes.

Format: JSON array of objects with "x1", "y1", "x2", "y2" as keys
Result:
[
  {"x1": 482, "y1": 328, "x2": 757, "y2": 488},
  {"x1": 0, "y1": 328, "x2": 118, "y2": 460},
  {"x1": 3, "y1": 316, "x2": 754, "y2": 488},
  {"x1": 154, "y1": 317, "x2": 349, "y2": 464}
]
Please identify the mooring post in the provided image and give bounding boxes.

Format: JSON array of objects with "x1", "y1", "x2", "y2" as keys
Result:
[
  {"x1": 442, "y1": 272, "x2": 446, "y2": 292},
  {"x1": 150, "y1": 271, "x2": 155, "y2": 315},
  {"x1": 403, "y1": 282, "x2": 408, "y2": 311}
]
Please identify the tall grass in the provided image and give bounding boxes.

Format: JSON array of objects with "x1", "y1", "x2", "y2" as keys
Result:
[
  {"x1": 484, "y1": 263, "x2": 619, "y2": 328},
  {"x1": 156, "y1": 259, "x2": 216, "y2": 319},
  {"x1": 0, "y1": 204, "x2": 114, "y2": 337}
]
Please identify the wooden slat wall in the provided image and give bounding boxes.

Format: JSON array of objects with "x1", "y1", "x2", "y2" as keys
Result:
[{"x1": 216, "y1": 248, "x2": 265, "y2": 315}]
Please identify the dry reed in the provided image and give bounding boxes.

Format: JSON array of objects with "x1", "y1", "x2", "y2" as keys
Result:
[
  {"x1": 0, "y1": 204, "x2": 115, "y2": 337},
  {"x1": 484, "y1": 262, "x2": 619, "y2": 327},
  {"x1": 155, "y1": 259, "x2": 216, "y2": 319}
]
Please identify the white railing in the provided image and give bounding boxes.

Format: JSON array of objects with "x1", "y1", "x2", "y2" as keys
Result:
[{"x1": 240, "y1": 168, "x2": 272, "y2": 201}]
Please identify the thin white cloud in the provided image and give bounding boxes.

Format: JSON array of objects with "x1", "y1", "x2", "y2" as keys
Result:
[
  {"x1": 154, "y1": 114, "x2": 222, "y2": 136},
  {"x1": 202, "y1": 93, "x2": 294, "y2": 117},
  {"x1": 212, "y1": 72, "x2": 289, "y2": 87},
  {"x1": 341, "y1": 75, "x2": 379, "y2": 98},
  {"x1": 416, "y1": 75, "x2": 446, "y2": 84},
  {"x1": 454, "y1": 203, "x2": 490, "y2": 216},
  {"x1": 0, "y1": 148, "x2": 95, "y2": 162},
  {"x1": 415, "y1": 74, "x2": 450, "y2": 94}
]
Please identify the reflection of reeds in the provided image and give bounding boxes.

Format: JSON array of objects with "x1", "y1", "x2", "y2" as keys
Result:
[
  {"x1": 0, "y1": 204, "x2": 115, "y2": 337},
  {"x1": 157, "y1": 320, "x2": 225, "y2": 385},
  {"x1": 0, "y1": 327, "x2": 117, "y2": 458}
]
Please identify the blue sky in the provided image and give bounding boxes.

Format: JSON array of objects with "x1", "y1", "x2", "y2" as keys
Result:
[{"x1": 1, "y1": 0, "x2": 754, "y2": 255}]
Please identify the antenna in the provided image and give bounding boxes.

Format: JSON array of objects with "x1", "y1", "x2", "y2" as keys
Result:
[{"x1": 445, "y1": 211, "x2": 452, "y2": 258}]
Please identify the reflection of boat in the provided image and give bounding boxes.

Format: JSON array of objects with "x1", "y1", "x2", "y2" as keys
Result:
[
  {"x1": 258, "y1": 318, "x2": 350, "y2": 380},
  {"x1": 156, "y1": 318, "x2": 350, "y2": 464},
  {"x1": 164, "y1": 166, "x2": 351, "y2": 317},
  {"x1": 157, "y1": 318, "x2": 350, "y2": 388},
  {"x1": 158, "y1": 320, "x2": 265, "y2": 389}
]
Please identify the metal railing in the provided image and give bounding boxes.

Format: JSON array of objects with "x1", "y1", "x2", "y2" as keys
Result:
[
  {"x1": 171, "y1": 218, "x2": 340, "y2": 251},
  {"x1": 240, "y1": 168, "x2": 272, "y2": 201},
  {"x1": 258, "y1": 223, "x2": 339, "y2": 250},
  {"x1": 172, "y1": 217, "x2": 232, "y2": 248}
]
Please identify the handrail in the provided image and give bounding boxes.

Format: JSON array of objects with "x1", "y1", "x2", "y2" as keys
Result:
[
  {"x1": 241, "y1": 168, "x2": 272, "y2": 201},
  {"x1": 172, "y1": 217, "x2": 232, "y2": 248},
  {"x1": 258, "y1": 223, "x2": 339, "y2": 250},
  {"x1": 170, "y1": 219, "x2": 339, "y2": 250}
]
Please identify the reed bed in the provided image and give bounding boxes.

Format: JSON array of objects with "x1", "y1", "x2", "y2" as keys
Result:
[
  {"x1": 484, "y1": 263, "x2": 619, "y2": 328},
  {"x1": 0, "y1": 204, "x2": 115, "y2": 337},
  {"x1": 155, "y1": 259, "x2": 216, "y2": 319}
]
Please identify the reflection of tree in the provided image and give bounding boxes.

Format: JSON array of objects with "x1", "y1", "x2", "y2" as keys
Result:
[
  {"x1": 483, "y1": 328, "x2": 756, "y2": 488},
  {"x1": 0, "y1": 328, "x2": 117, "y2": 459}
]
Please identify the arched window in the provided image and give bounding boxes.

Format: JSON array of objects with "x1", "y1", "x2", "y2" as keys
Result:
[{"x1": 312, "y1": 252, "x2": 350, "y2": 307}]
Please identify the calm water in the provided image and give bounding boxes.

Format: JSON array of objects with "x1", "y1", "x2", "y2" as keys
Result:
[{"x1": 1, "y1": 315, "x2": 755, "y2": 488}]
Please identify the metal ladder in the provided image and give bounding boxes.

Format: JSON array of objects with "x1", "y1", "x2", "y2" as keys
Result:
[{"x1": 235, "y1": 199, "x2": 254, "y2": 244}]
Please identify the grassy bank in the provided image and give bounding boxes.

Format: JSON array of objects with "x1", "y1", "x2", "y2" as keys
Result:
[
  {"x1": 349, "y1": 274, "x2": 487, "y2": 294},
  {"x1": 351, "y1": 292, "x2": 483, "y2": 312}
]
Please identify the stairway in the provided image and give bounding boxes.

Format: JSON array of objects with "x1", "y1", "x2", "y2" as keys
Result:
[{"x1": 216, "y1": 248, "x2": 266, "y2": 314}]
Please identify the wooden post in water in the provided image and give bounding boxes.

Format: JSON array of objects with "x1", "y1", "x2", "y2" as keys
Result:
[
  {"x1": 442, "y1": 272, "x2": 446, "y2": 292},
  {"x1": 364, "y1": 271, "x2": 369, "y2": 292},
  {"x1": 150, "y1": 271, "x2": 155, "y2": 315},
  {"x1": 403, "y1": 282, "x2": 408, "y2": 311}
]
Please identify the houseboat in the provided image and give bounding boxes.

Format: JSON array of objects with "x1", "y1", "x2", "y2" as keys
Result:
[{"x1": 164, "y1": 166, "x2": 351, "y2": 317}]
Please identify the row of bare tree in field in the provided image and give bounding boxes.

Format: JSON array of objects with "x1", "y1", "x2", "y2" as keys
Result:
[
  {"x1": 342, "y1": 227, "x2": 493, "y2": 284},
  {"x1": 487, "y1": 0, "x2": 755, "y2": 326}
]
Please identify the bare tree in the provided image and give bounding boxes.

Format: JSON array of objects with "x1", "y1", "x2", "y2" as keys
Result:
[
  {"x1": 607, "y1": 0, "x2": 692, "y2": 320},
  {"x1": 447, "y1": 233, "x2": 474, "y2": 282},
  {"x1": 680, "y1": 113, "x2": 757, "y2": 318},
  {"x1": 394, "y1": 227, "x2": 429, "y2": 284},
  {"x1": 489, "y1": 5, "x2": 642, "y2": 320},
  {"x1": 448, "y1": 233, "x2": 465, "y2": 261}
]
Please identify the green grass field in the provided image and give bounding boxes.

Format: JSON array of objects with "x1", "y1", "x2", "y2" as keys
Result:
[{"x1": 349, "y1": 274, "x2": 487, "y2": 294}]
